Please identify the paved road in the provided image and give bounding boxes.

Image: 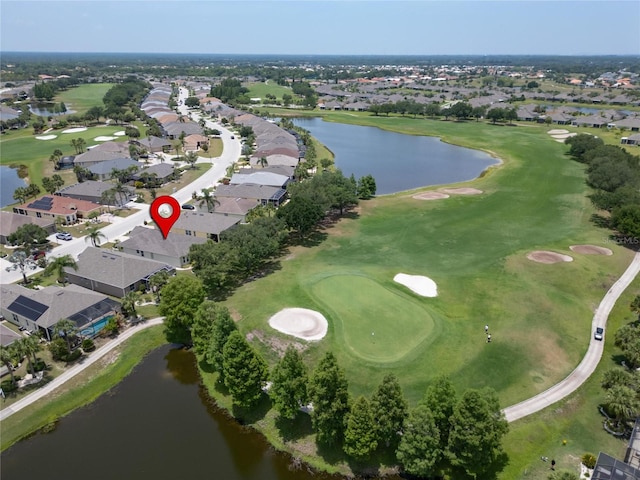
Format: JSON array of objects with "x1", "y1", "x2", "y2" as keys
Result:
[
  {"x1": 504, "y1": 251, "x2": 640, "y2": 422},
  {"x1": 0, "y1": 318, "x2": 164, "y2": 421}
]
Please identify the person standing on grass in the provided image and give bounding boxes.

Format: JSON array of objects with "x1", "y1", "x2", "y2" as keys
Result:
[
  {"x1": 485, "y1": 324, "x2": 489, "y2": 333},
  {"x1": 487, "y1": 334, "x2": 491, "y2": 343}
]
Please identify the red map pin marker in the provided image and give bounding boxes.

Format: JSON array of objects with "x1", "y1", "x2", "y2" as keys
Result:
[{"x1": 150, "y1": 195, "x2": 181, "y2": 239}]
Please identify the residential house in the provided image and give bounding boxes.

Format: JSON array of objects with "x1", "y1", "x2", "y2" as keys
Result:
[
  {"x1": 572, "y1": 115, "x2": 609, "y2": 128},
  {"x1": 134, "y1": 136, "x2": 172, "y2": 153},
  {"x1": 215, "y1": 183, "x2": 288, "y2": 206},
  {"x1": 184, "y1": 134, "x2": 209, "y2": 152},
  {"x1": 73, "y1": 141, "x2": 130, "y2": 167},
  {"x1": 131, "y1": 163, "x2": 176, "y2": 186},
  {"x1": 0, "y1": 323, "x2": 21, "y2": 347},
  {"x1": 13, "y1": 195, "x2": 102, "y2": 225},
  {"x1": 621, "y1": 134, "x2": 640, "y2": 146},
  {"x1": 163, "y1": 121, "x2": 203, "y2": 139},
  {"x1": 55, "y1": 180, "x2": 136, "y2": 207},
  {"x1": 118, "y1": 226, "x2": 207, "y2": 268},
  {"x1": 171, "y1": 211, "x2": 241, "y2": 242},
  {"x1": 0, "y1": 283, "x2": 120, "y2": 340},
  {"x1": 230, "y1": 171, "x2": 290, "y2": 189},
  {"x1": 0, "y1": 211, "x2": 55, "y2": 244},
  {"x1": 88, "y1": 158, "x2": 140, "y2": 181},
  {"x1": 612, "y1": 117, "x2": 640, "y2": 132},
  {"x1": 238, "y1": 165, "x2": 295, "y2": 179},
  {"x1": 65, "y1": 247, "x2": 175, "y2": 298},
  {"x1": 211, "y1": 196, "x2": 260, "y2": 220}
]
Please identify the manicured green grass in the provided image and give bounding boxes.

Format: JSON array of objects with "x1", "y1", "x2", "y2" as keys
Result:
[
  {"x1": 54, "y1": 83, "x2": 114, "y2": 115},
  {"x1": 0, "y1": 325, "x2": 166, "y2": 451},
  {"x1": 212, "y1": 113, "x2": 636, "y2": 476},
  {"x1": 246, "y1": 81, "x2": 293, "y2": 101},
  {"x1": 309, "y1": 274, "x2": 435, "y2": 363}
]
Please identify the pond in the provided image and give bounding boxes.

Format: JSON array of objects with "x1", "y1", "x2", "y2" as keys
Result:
[
  {"x1": 0, "y1": 345, "x2": 373, "y2": 480},
  {"x1": 29, "y1": 102, "x2": 75, "y2": 117},
  {"x1": 0, "y1": 165, "x2": 27, "y2": 208},
  {"x1": 293, "y1": 117, "x2": 499, "y2": 195}
]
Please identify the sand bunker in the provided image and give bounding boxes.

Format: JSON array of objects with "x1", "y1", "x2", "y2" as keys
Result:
[
  {"x1": 527, "y1": 251, "x2": 573, "y2": 264},
  {"x1": 268, "y1": 308, "x2": 328, "y2": 341},
  {"x1": 35, "y1": 134, "x2": 57, "y2": 140},
  {"x1": 394, "y1": 273, "x2": 438, "y2": 297},
  {"x1": 61, "y1": 127, "x2": 88, "y2": 134},
  {"x1": 413, "y1": 192, "x2": 450, "y2": 200},
  {"x1": 440, "y1": 187, "x2": 483, "y2": 195},
  {"x1": 113, "y1": 131, "x2": 126, "y2": 136},
  {"x1": 551, "y1": 133, "x2": 577, "y2": 140},
  {"x1": 570, "y1": 245, "x2": 613, "y2": 256},
  {"x1": 547, "y1": 129, "x2": 569, "y2": 135},
  {"x1": 94, "y1": 136, "x2": 116, "y2": 141}
]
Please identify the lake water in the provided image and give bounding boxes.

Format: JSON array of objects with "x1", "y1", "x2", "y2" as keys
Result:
[
  {"x1": 0, "y1": 165, "x2": 27, "y2": 208},
  {"x1": 0, "y1": 345, "x2": 365, "y2": 480},
  {"x1": 29, "y1": 102, "x2": 75, "y2": 117},
  {"x1": 293, "y1": 117, "x2": 499, "y2": 195}
]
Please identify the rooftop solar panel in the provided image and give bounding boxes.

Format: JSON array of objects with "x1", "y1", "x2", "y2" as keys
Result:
[{"x1": 8, "y1": 295, "x2": 49, "y2": 321}]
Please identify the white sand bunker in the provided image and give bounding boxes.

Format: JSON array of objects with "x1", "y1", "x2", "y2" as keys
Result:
[
  {"x1": 94, "y1": 136, "x2": 116, "y2": 141},
  {"x1": 413, "y1": 192, "x2": 449, "y2": 200},
  {"x1": 570, "y1": 245, "x2": 613, "y2": 256},
  {"x1": 113, "y1": 131, "x2": 126, "y2": 136},
  {"x1": 547, "y1": 129, "x2": 569, "y2": 135},
  {"x1": 394, "y1": 273, "x2": 438, "y2": 297},
  {"x1": 35, "y1": 134, "x2": 57, "y2": 140},
  {"x1": 268, "y1": 308, "x2": 328, "y2": 341},
  {"x1": 551, "y1": 133, "x2": 577, "y2": 140},
  {"x1": 61, "y1": 127, "x2": 88, "y2": 134},
  {"x1": 440, "y1": 187, "x2": 483, "y2": 195},
  {"x1": 527, "y1": 251, "x2": 573, "y2": 264}
]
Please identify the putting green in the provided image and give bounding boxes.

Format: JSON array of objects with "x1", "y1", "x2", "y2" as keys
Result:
[{"x1": 310, "y1": 274, "x2": 435, "y2": 363}]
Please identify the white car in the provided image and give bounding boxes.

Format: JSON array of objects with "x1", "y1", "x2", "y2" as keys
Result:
[{"x1": 56, "y1": 232, "x2": 73, "y2": 241}]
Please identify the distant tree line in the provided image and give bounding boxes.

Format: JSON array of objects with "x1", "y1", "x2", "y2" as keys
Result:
[
  {"x1": 566, "y1": 134, "x2": 640, "y2": 240},
  {"x1": 368, "y1": 99, "x2": 518, "y2": 124}
]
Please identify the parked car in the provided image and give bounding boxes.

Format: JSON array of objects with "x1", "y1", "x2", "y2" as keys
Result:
[
  {"x1": 31, "y1": 250, "x2": 46, "y2": 260},
  {"x1": 182, "y1": 204, "x2": 195, "y2": 210},
  {"x1": 56, "y1": 232, "x2": 73, "y2": 241},
  {"x1": 594, "y1": 327, "x2": 604, "y2": 341}
]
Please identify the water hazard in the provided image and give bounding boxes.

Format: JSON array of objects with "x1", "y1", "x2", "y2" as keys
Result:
[
  {"x1": 294, "y1": 117, "x2": 499, "y2": 195},
  {"x1": 0, "y1": 346, "x2": 353, "y2": 480}
]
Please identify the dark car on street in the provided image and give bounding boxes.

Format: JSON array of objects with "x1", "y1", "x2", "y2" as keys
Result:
[{"x1": 594, "y1": 327, "x2": 604, "y2": 341}]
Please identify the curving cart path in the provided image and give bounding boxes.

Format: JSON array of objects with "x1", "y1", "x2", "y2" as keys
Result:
[{"x1": 504, "y1": 251, "x2": 640, "y2": 422}]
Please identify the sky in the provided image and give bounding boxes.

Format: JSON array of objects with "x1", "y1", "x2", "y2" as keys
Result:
[{"x1": 1, "y1": 0, "x2": 639, "y2": 56}]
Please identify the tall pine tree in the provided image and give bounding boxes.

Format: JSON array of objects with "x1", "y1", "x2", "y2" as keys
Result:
[
  {"x1": 396, "y1": 405, "x2": 442, "y2": 478},
  {"x1": 308, "y1": 352, "x2": 350, "y2": 446},
  {"x1": 191, "y1": 301, "x2": 228, "y2": 356},
  {"x1": 270, "y1": 346, "x2": 309, "y2": 419},
  {"x1": 343, "y1": 396, "x2": 377, "y2": 459},
  {"x1": 370, "y1": 373, "x2": 408, "y2": 450},
  {"x1": 222, "y1": 331, "x2": 269, "y2": 409},
  {"x1": 446, "y1": 388, "x2": 509, "y2": 478},
  {"x1": 206, "y1": 309, "x2": 237, "y2": 380}
]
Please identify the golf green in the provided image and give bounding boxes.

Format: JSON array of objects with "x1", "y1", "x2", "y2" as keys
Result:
[{"x1": 310, "y1": 274, "x2": 435, "y2": 363}]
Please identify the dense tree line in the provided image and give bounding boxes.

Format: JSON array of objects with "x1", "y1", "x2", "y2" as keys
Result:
[
  {"x1": 210, "y1": 78, "x2": 249, "y2": 104},
  {"x1": 566, "y1": 134, "x2": 640, "y2": 239},
  {"x1": 103, "y1": 77, "x2": 151, "y2": 110}
]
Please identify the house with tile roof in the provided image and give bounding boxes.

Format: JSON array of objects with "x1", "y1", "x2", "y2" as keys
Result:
[
  {"x1": 65, "y1": 247, "x2": 175, "y2": 298},
  {"x1": 13, "y1": 195, "x2": 102, "y2": 225},
  {"x1": 118, "y1": 226, "x2": 207, "y2": 268}
]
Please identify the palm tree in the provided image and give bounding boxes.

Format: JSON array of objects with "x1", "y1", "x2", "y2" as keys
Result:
[
  {"x1": 121, "y1": 291, "x2": 140, "y2": 318},
  {"x1": 185, "y1": 151, "x2": 198, "y2": 169},
  {"x1": 85, "y1": 226, "x2": 107, "y2": 247},
  {"x1": 44, "y1": 254, "x2": 77, "y2": 285},
  {"x1": 22, "y1": 334, "x2": 41, "y2": 370},
  {"x1": 0, "y1": 345, "x2": 17, "y2": 387},
  {"x1": 70, "y1": 138, "x2": 79, "y2": 154},
  {"x1": 258, "y1": 156, "x2": 268, "y2": 168},
  {"x1": 14, "y1": 338, "x2": 37, "y2": 376},
  {"x1": 198, "y1": 188, "x2": 219, "y2": 213},
  {"x1": 606, "y1": 384, "x2": 640, "y2": 428},
  {"x1": 53, "y1": 319, "x2": 78, "y2": 353},
  {"x1": 112, "y1": 182, "x2": 129, "y2": 207},
  {"x1": 101, "y1": 189, "x2": 116, "y2": 213},
  {"x1": 76, "y1": 138, "x2": 86, "y2": 153}
]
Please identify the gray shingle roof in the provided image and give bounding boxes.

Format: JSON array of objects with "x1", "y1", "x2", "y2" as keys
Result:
[
  {"x1": 0, "y1": 211, "x2": 54, "y2": 239},
  {"x1": 88, "y1": 158, "x2": 140, "y2": 176},
  {"x1": 67, "y1": 247, "x2": 172, "y2": 289},
  {"x1": 172, "y1": 211, "x2": 241, "y2": 236},
  {"x1": 119, "y1": 226, "x2": 207, "y2": 258}
]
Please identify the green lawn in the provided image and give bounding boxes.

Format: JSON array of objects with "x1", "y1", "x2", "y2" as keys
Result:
[
  {"x1": 214, "y1": 113, "x2": 636, "y2": 477},
  {"x1": 54, "y1": 83, "x2": 114, "y2": 115},
  {"x1": 246, "y1": 81, "x2": 293, "y2": 101}
]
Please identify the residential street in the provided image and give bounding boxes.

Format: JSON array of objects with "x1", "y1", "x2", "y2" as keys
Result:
[{"x1": 0, "y1": 88, "x2": 239, "y2": 284}]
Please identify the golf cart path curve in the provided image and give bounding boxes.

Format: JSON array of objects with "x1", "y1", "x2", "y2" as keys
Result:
[
  {"x1": 503, "y1": 251, "x2": 640, "y2": 422},
  {"x1": 0, "y1": 318, "x2": 163, "y2": 421}
]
